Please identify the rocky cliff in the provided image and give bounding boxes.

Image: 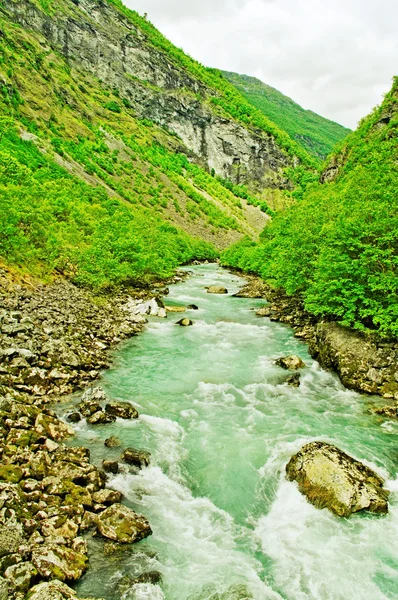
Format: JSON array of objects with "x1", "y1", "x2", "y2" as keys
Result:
[{"x1": 3, "y1": 0, "x2": 303, "y2": 190}]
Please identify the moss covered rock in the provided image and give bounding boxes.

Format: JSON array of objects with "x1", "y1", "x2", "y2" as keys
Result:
[
  {"x1": 96, "y1": 504, "x2": 152, "y2": 543},
  {"x1": 31, "y1": 542, "x2": 88, "y2": 581},
  {"x1": 286, "y1": 441, "x2": 390, "y2": 517}
]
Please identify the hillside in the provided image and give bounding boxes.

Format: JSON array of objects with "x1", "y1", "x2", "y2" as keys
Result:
[
  {"x1": 223, "y1": 71, "x2": 351, "y2": 159},
  {"x1": 222, "y1": 78, "x2": 398, "y2": 338},
  {"x1": 0, "y1": 0, "x2": 321, "y2": 285}
]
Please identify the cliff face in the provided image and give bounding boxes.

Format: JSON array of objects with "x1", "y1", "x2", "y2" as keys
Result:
[{"x1": 4, "y1": 0, "x2": 294, "y2": 189}]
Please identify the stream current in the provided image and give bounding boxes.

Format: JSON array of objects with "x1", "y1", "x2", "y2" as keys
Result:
[{"x1": 71, "y1": 264, "x2": 398, "y2": 600}]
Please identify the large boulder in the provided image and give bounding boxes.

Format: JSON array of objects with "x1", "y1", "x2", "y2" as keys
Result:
[
  {"x1": 4, "y1": 561, "x2": 37, "y2": 593},
  {"x1": 276, "y1": 355, "x2": 306, "y2": 370},
  {"x1": 286, "y1": 442, "x2": 389, "y2": 517},
  {"x1": 96, "y1": 504, "x2": 152, "y2": 543},
  {"x1": 207, "y1": 286, "x2": 228, "y2": 294},
  {"x1": 31, "y1": 542, "x2": 88, "y2": 581}
]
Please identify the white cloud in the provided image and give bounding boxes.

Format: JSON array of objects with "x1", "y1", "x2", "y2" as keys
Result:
[{"x1": 125, "y1": 0, "x2": 397, "y2": 128}]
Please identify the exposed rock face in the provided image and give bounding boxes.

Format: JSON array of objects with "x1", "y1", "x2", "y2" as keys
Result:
[
  {"x1": 2, "y1": 0, "x2": 296, "y2": 190},
  {"x1": 276, "y1": 355, "x2": 306, "y2": 370},
  {"x1": 207, "y1": 286, "x2": 228, "y2": 294},
  {"x1": 286, "y1": 442, "x2": 389, "y2": 517},
  {"x1": 96, "y1": 504, "x2": 152, "y2": 543},
  {"x1": 26, "y1": 579, "x2": 103, "y2": 599},
  {"x1": 309, "y1": 323, "x2": 398, "y2": 398}
]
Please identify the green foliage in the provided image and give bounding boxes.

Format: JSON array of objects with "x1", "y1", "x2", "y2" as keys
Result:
[
  {"x1": 223, "y1": 72, "x2": 351, "y2": 160},
  {"x1": 0, "y1": 121, "x2": 217, "y2": 287},
  {"x1": 103, "y1": 100, "x2": 121, "y2": 113},
  {"x1": 222, "y1": 79, "x2": 398, "y2": 338}
]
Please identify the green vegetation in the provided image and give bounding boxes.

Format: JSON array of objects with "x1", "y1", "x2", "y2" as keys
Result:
[
  {"x1": 222, "y1": 79, "x2": 398, "y2": 338},
  {"x1": 0, "y1": 118, "x2": 217, "y2": 287},
  {"x1": 223, "y1": 72, "x2": 350, "y2": 159}
]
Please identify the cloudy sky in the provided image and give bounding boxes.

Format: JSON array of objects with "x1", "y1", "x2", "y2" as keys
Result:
[{"x1": 124, "y1": 0, "x2": 397, "y2": 129}]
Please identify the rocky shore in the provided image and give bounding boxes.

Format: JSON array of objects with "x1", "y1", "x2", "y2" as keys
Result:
[
  {"x1": 233, "y1": 275, "x2": 398, "y2": 407},
  {"x1": 0, "y1": 266, "x2": 185, "y2": 599}
]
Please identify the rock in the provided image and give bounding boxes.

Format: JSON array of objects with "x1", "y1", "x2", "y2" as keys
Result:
[
  {"x1": 157, "y1": 308, "x2": 167, "y2": 319},
  {"x1": 66, "y1": 412, "x2": 81, "y2": 423},
  {"x1": 187, "y1": 304, "x2": 199, "y2": 310},
  {"x1": 102, "y1": 460, "x2": 119, "y2": 474},
  {"x1": 87, "y1": 410, "x2": 116, "y2": 425},
  {"x1": 26, "y1": 579, "x2": 103, "y2": 599},
  {"x1": 121, "y1": 448, "x2": 151, "y2": 469},
  {"x1": 232, "y1": 281, "x2": 268, "y2": 298},
  {"x1": 276, "y1": 355, "x2": 306, "y2": 370},
  {"x1": 0, "y1": 525, "x2": 24, "y2": 558},
  {"x1": 131, "y1": 571, "x2": 163, "y2": 585},
  {"x1": 165, "y1": 305, "x2": 186, "y2": 313},
  {"x1": 31, "y1": 542, "x2": 88, "y2": 581},
  {"x1": 92, "y1": 489, "x2": 122, "y2": 505},
  {"x1": 255, "y1": 306, "x2": 272, "y2": 317},
  {"x1": 0, "y1": 577, "x2": 8, "y2": 600},
  {"x1": 176, "y1": 318, "x2": 193, "y2": 327},
  {"x1": 373, "y1": 404, "x2": 398, "y2": 419},
  {"x1": 104, "y1": 436, "x2": 121, "y2": 448},
  {"x1": 96, "y1": 504, "x2": 152, "y2": 543},
  {"x1": 4, "y1": 561, "x2": 37, "y2": 593},
  {"x1": 286, "y1": 441, "x2": 390, "y2": 517},
  {"x1": 35, "y1": 413, "x2": 74, "y2": 441},
  {"x1": 81, "y1": 387, "x2": 108, "y2": 403},
  {"x1": 207, "y1": 286, "x2": 228, "y2": 294},
  {"x1": 285, "y1": 372, "x2": 301, "y2": 387},
  {"x1": 0, "y1": 464, "x2": 23, "y2": 483},
  {"x1": 78, "y1": 401, "x2": 102, "y2": 418},
  {"x1": 105, "y1": 401, "x2": 138, "y2": 419}
]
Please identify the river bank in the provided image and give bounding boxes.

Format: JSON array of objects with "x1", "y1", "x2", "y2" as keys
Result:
[
  {"x1": 231, "y1": 273, "x2": 398, "y2": 406},
  {"x1": 0, "y1": 263, "x2": 397, "y2": 599},
  {"x1": 0, "y1": 265, "x2": 186, "y2": 599}
]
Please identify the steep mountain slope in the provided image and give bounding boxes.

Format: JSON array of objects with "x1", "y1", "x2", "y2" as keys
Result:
[
  {"x1": 223, "y1": 71, "x2": 351, "y2": 159},
  {"x1": 222, "y1": 78, "x2": 398, "y2": 338}
]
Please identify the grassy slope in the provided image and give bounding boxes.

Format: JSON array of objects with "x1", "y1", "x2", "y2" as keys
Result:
[
  {"x1": 0, "y1": 0, "x2": 283, "y2": 285},
  {"x1": 223, "y1": 71, "x2": 351, "y2": 159},
  {"x1": 222, "y1": 78, "x2": 398, "y2": 338}
]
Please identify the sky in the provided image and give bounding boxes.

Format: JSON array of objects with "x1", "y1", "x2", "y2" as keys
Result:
[{"x1": 123, "y1": 0, "x2": 397, "y2": 129}]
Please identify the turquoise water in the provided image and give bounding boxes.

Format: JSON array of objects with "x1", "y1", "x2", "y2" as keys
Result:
[{"x1": 72, "y1": 264, "x2": 398, "y2": 600}]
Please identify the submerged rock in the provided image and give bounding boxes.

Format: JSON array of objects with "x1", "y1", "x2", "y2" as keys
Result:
[
  {"x1": 96, "y1": 504, "x2": 152, "y2": 543},
  {"x1": 285, "y1": 372, "x2": 301, "y2": 387},
  {"x1": 104, "y1": 436, "x2": 121, "y2": 448},
  {"x1": 187, "y1": 304, "x2": 199, "y2": 310},
  {"x1": 207, "y1": 286, "x2": 228, "y2": 294},
  {"x1": 276, "y1": 355, "x2": 306, "y2": 370},
  {"x1": 105, "y1": 401, "x2": 138, "y2": 420},
  {"x1": 66, "y1": 412, "x2": 81, "y2": 423},
  {"x1": 121, "y1": 448, "x2": 151, "y2": 469},
  {"x1": 176, "y1": 318, "x2": 193, "y2": 327},
  {"x1": 286, "y1": 441, "x2": 389, "y2": 517}
]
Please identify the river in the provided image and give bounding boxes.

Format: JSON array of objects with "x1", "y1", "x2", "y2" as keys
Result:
[{"x1": 70, "y1": 264, "x2": 398, "y2": 600}]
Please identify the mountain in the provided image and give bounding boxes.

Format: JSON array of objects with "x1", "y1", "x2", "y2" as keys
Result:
[
  {"x1": 222, "y1": 71, "x2": 351, "y2": 159},
  {"x1": 0, "y1": 0, "x2": 319, "y2": 286},
  {"x1": 222, "y1": 78, "x2": 398, "y2": 338}
]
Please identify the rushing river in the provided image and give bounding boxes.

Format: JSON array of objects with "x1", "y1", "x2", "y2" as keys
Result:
[{"x1": 70, "y1": 264, "x2": 398, "y2": 600}]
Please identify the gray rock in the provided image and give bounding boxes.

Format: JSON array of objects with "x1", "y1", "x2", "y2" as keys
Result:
[
  {"x1": 87, "y1": 410, "x2": 116, "y2": 425},
  {"x1": 96, "y1": 504, "x2": 152, "y2": 543},
  {"x1": 207, "y1": 286, "x2": 228, "y2": 294},
  {"x1": 105, "y1": 401, "x2": 138, "y2": 419},
  {"x1": 286, "y1": 441, "x2": 390, "y2": 517},
  {"x1": 0, "y1": 525, "x2": 24, "y2": 558},
  {"x1": 121, "y1": 448, "x2": 151, "y2": 469},
  {"x1": 31, "y1": 542, "x2": 88, "y2": 581},
  {"x1": 4, "y1": 561, "x2": 37, "y2": 593},
  {"x1": 276, "y1": 355, "x2": 306, "y2": 370}
]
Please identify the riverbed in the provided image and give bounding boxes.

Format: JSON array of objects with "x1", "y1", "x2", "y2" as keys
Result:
[{"x1": 71, "y1": 264, "x2": 398, "y2": 600}]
